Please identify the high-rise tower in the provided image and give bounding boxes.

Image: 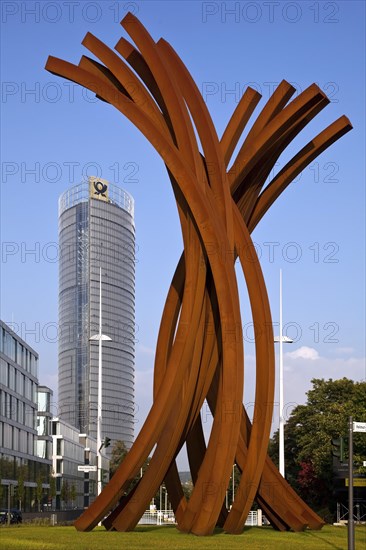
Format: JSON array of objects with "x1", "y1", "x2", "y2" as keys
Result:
[{"x1": 58, "y1": 177, "x2": 135, "y2": 450}]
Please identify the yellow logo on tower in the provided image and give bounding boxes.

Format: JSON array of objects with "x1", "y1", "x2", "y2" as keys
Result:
[{"x1": 89, "y1": 176, "x2": 109, "y2": 202}]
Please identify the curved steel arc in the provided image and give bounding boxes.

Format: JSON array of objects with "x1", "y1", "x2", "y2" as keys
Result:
[
  {"x1": 229, "y1": 85, "x2": 327, "y2": 195},
  {"x1": 221, "y1": 87, "x2": 262, "y2": 167},
  {"x1": 248, "y1": 116, "x2": 352, "y2": 230},
  {"x1": 235, "y1": 96, "x2": 331, "y2": 221}
]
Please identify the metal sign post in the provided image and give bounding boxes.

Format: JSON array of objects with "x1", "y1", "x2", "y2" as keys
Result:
[
  {"x1": 348, "y1": 416, "x2": 354, "y2": 550},
  {"x1": 353, "y1": 421, "x2": 366, "y2": 433},
  {"x1": 7, "y1": 483, "x2": 11, "y2": 526},
  {"x1": 78, "y1": 465, "x2": 97, "y2": 473}
]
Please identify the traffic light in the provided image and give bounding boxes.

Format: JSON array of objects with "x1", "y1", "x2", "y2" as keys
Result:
[
  {"x1": 104, "y1": 436, "x2": 111, "y2": 448},
  {"x1": 331, "y1": 437, "x2": 345, "y2": 461}
]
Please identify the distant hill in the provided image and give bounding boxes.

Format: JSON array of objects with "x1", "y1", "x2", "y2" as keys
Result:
[{"x1": 179, "y1": 471, "x2": 192, "y2": 484}]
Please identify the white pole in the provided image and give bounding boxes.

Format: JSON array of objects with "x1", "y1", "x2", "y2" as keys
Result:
[
  {"x1": 89, "y1": 268, "x2": 111, "y2": 505},
  {"x1": 232, "y1": 464, "x2": 235, "y2": 504},
  {"x1": 97, "y1": 266, "x2": 103, "y2": 497},
  {"x1": 279, "y1": 269, "x2": 285, "y2": 478}
]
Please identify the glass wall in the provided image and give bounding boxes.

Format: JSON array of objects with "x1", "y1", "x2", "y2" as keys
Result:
[
  {"x1": 37, "y1": 391, "x2": 50, "y2": 413},
  {"x1": 0, "y1": 453, "x2": 51, "y2": 511}
]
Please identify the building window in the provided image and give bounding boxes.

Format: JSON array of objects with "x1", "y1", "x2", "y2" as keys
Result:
[
  {"x1": 13, "y1": 427, "x2": 19, "y2": 451},
  {"x1": 36, "y1": 440, "x2": 47, "y2": 459},
  {"x1": 11, "y1": 396, "x2": 17, "y2": 421},
  {"x1": 3, "y1": 331, "x2": 16, "y2": 361},
  {"x1": 37, "y1": 416, "x2": 48, "y2": 436},
  {"x1": 25, "y1": 378, "x2": 32, "y2": 400},
  {"x1": 0, "y1": 390, "x2": 4, "y2": 416},
  {"x1": 17, "y1": 343, "x2": 25, "y2": 368},
  {"x1": 19, "y1": 430, "x2": 27, "y2": 453},
  {"x1": 30, "y1": 354, "x2": 38, "y2": 377},
  {"x1": 56, "y1": 438, "x2": 62, "y2": 456},
  {"x1": 32, "y1": 381, "x2": 37, "y2": 403},
  {"x1": 4, "y1": 423, "x2": 12, "y2": 447},
  {"x1": 0, "y1": 358, "x2": 8, "y2": 385},
  {"x1": 38, "y1": 391, "x2": 50, "y2": 412},
  {"x1": 17, "y1": 372, "x2": 25, "y2": 396},
  {"x1": 27, "y1": 432, "x2": 33, "y2": 455},
  {"x1": 5, "y1": 393, "x2": 10, "y2": 418},
  {"x1": 18, "y1": 400, "x2": 24, "y2": 423},
  {"x1": 8, "y1": 365, "x2": 15, "y2": 391}
]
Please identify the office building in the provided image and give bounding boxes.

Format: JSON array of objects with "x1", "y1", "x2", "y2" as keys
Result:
[
  {"x1": 58, "y1": 177, "x2": 135, "y2": 452},
  {"x1": 51, "y1": 417, "x2": 109, "y2": 510},
  {"x1": 0, "y1": 321, "x2": 52, "y2": 511}
]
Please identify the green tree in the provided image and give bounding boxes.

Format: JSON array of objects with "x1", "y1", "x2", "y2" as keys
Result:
[
  {"x1": 36, "y1": 476, "x2": 43, "y2": 512},
  {"x1": 268, "y1": 378, "x2": 366, "y2": 516},
  {"x1": 17, "y1": 466, "x2": 26, "y2": 511},
  {"x1": 60, "y1": 480, "x2": 70, "y2": 509},
  {"x1": 109, "y1": 440, "x2": 129, "y2": 477},
  {"x1": 0, "y1": 462, "x2": 3, "y2": 507},
  {"x1": 109, "y1": 440, "x2": 150, "y2": 495},
  {"x1": 70, "y1": 483, "x2": 77, "y2": 508},
  {"x1": 181, "y1": 480, "x2": 193, "y2": 501},
  {"x1": 48, "y1": 471, "x2": 56, "y2": 509}
]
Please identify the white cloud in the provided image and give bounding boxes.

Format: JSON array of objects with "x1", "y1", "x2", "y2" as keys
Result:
[
  {"x1": 270, "y1": 354, "x2": 366, "y2": 434},
  {"x1": 278, "y1": 349, "x2": 365, "y2": 427},
  {"x1": 286, "y1": 346, "x2": 319, "y2": 361},
  {"x1": 333, "y1": 347, "x2": 355, "y2": 355}
]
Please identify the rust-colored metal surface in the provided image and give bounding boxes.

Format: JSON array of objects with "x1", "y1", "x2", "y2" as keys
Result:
[{"x1": 45, "y1": 13, "x2": 352, "y2": 536}]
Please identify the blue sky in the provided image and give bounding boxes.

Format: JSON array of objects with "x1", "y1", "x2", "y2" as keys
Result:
[{"x1": 1, "y1": 1, "x2": 365, "y2": 463}]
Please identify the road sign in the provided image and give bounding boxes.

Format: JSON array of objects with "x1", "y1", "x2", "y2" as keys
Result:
[
  {"x1": 353, "y1": 422, "x2": 366, "y2": 433},
  {"x1": 345, "y1": 478, "x2": 366, "y2": 487},
  {"x1": 333, "y1": 462, "x2": 349, "y2": 478},
  {"x1": 363, "y1": 461, "x2": 366, "y2": 467},
  {"x1": 78, "y1": 465, "x2": 97, "y2": 472}
]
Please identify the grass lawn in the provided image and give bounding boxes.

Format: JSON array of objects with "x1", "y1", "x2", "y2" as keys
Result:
[{"x1": 0, "y1": 524, "x2": 365, "y2": 550}]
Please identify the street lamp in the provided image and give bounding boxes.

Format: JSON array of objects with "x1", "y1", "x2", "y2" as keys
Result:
[
  {"x1": 159, "y1": 484, "x2": 168, "y2": 514},
  {"x1": 274, "y1": 269, "x2": 293, "y2": 478},
  {"x1": 89, "y1": 267, "x2": 111, "y2": 497}
]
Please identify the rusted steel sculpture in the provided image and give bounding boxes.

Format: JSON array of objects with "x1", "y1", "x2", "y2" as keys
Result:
[{"x1": 46, "y1": 13, "x2": 352, "y2": 536}]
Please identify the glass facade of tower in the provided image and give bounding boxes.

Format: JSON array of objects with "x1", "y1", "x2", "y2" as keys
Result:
[{"x1": 58, "y1": 179, "x2": 135, "y2": 450}]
